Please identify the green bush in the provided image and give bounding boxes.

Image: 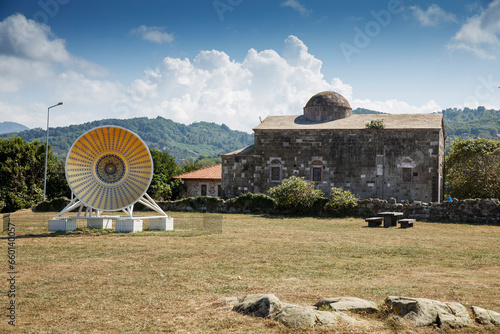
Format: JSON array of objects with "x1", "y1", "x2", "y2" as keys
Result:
[
  {"x1": 267, "y1": 176, "x2": 324, "y2": 214},
  {"x1": 227, "y1": 193, "x2": 276, "y2": 212},
  {"x1": 365, "y1": 119, "x2": 385, "y2": 129},
  {"x1": 33, "y1": 197, "x2": 70, "y2": 212},
  {"x1": 325, "y1": 187, "x2": 358, "y2": 216},
  {"x1": 177, "y1": 196, "x2": 224, "y2": 210}
]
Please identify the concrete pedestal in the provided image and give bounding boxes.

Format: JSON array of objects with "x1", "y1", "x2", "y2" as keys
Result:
[
  {"x1": 149, "y1": 217, "x2": 174, "y2": 231},
  {"x1": 115, "y1": 219, "x2": 143, "y2": 233},
  {"x1": 49, "y1": 218, "x2": 77, "y2": 231},
  {"x1": 87, "y1": 217, "x2": 113, "y2": 229}
]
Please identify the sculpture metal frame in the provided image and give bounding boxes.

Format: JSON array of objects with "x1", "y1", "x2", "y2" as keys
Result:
[{"x1": 55, "y1": 125, "x2": 167, "y2": 219}]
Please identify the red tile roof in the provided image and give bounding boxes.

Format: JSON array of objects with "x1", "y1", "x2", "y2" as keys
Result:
[{"x1": 173, "y1": 163, "x2": 221, "y2": 181}]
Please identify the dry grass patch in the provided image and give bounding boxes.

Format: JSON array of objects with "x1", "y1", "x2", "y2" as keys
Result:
[{"x1": 0, "y1": 210, "x2": 499, "y2": 333}]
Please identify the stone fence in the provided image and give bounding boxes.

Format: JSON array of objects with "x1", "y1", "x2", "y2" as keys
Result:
[
  {"x1": 156, "y1": 197, "x2": 500, "y2": 225},
  {"x1": 356, "y1": 198, "x2": 500, "y2": 225}
]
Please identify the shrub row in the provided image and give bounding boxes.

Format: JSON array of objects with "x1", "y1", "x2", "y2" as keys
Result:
[{"x1": 160, "y1": 177, "x2": 358, "y2": 216}]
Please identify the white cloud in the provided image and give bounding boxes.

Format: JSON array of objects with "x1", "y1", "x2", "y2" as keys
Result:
[
  {"x1": 130, "y1": 25, "x2": 174, "y2": 44},
  {"x1": 410, "y1": 4, "x2": 457, "y2": 27},
  {"x1": 447, "y1": 0, "x2": 500, "y2": 59},
  {"x1": 53, "y1": 71, "x2": 124, "y2": 105},
  {"x1": 0, "y1": 14, "x2": 122, "y2": 128},
  {"x1": 0, "y1": 13, "x2": 70, "y2": 63},
  {"x1": 0, "y1": 56, "x2": 54, "y2": 92},
  {"x1": 280, "y1": 0, "x2": 312, "y2": 17}
]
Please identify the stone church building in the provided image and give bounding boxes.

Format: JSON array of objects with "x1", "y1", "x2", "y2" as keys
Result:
[{"x1": 221, "y1": 91, "x2": 445, "y2": 203}]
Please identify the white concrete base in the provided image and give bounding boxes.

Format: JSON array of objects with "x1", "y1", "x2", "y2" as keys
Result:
[
  {"x1": 149, "y1": 217, "x2": 174, "y2": 231},
  {"x1": 49, "y1": 218, "x2": 77, "y2": 231},
  {"x1": 87, "y1": 217, "x2": 113, "y2": 229},
  {"x1": 115, "y1": 219, "x2": 143, "y2": 233}
]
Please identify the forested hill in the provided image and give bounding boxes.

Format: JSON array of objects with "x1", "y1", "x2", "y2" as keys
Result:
[
  {"x1": 1, "y1": 117, "x2": 253, "y2": 161},
  {"x1": 441, "y1": 107, "x2": 500, "y2": 139},
  {"x1": 352, "y1": 108, "x2": 386, "y2": 115}
]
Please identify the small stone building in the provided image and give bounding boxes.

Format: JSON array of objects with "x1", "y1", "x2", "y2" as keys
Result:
[
  {"x1": 222, "y1": 91, "x2": 445, "y2": 202},
  {"x1": 173, "y1": 164, "x2": 222, "y2": 198}
]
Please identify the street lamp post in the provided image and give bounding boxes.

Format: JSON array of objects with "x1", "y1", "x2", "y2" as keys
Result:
[{"x1": 43, "y1": 102, "x2": 63, "y2": 202}]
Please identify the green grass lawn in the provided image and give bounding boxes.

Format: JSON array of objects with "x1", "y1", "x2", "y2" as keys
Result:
[{"x1": 1, "y1": 210, "x2": 499, "y2": 333}]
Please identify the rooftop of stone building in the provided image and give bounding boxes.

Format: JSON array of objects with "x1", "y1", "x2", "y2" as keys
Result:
[
  {"x1": 222, "y1": 145, "x2": 254, "y2": 156},
  {"x1": 254, "y1": 113, "x2": 444, "y2": 131},
  {"x1": 173, "y1": 163, "x2": 221, "y2": 180},
  {"x1": 305, "y1": 91, "x2": 351, "y2": 109}
]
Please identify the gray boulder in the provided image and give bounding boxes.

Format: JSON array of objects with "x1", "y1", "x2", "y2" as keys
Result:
[
  {"x1": 232, "y1": 294, "x2": 282, "y2": 318},
  {"x1": 385, "y1": 296, "x2": 473, "y2": 328},
  {"x1": 314, "y1": 297, "x2": 378, "y2": 313},
  {"x1": 471, "y1": 306, "x2": 500, "y2": 326},
  {"x1": 274, "y1": 305, "x2": 356, "y2": 329},
  {"x1": 274, "y1": 305, "x2": 316, "y2": 328}
]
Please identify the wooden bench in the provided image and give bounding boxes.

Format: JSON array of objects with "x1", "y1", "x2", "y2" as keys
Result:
[
  {"x1": 365, "y1": 217, "x2": 383, "y2": 227},
  {"x1": 399, "y1": 218, "x2": 415, "y2": 228}
]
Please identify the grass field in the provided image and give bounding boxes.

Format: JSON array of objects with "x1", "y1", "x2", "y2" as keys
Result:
[{"x1": 1, "y1": 210, "x2": 499, "y2": 333}]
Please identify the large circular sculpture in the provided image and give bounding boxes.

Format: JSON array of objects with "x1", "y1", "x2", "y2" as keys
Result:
[{"x1": 65, "y1": 126, "x2": 153, "y2": 211}]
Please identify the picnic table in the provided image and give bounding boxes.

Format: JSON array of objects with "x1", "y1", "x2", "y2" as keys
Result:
[{"x1": 378, "y1": 212, "x2": 403, "y2": 228}]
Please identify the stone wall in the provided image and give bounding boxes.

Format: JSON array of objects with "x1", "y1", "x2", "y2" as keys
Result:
[
  {"x1": 158, "y1": 197, "x2": 500, "y2": 225},
  {"x1": 178, "y1": 180, "x2": 221, "y2": 198},
  {"x1": 357, "y1": 198, "x2": 500, "y2": 224}
]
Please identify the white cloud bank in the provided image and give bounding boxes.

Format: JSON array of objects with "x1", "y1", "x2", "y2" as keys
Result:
[
  {"x1": 447, "y1": 0, "x2": 500, "y2": 59},
  {"x1": 410, "y1": 4, "x2": 457, "y2": 27},
  {"x1": 0, "y1": 14, "x2": 441, "y2": 133}
]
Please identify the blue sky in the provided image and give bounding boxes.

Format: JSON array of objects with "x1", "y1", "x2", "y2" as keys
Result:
[{"x1": 0, "y1": 0, "x2": 499, "y2": 132}]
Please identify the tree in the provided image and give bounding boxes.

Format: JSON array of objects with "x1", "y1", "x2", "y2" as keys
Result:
[
  {"x1": 0, "y1": 137, "x2": 69, "y2": 212},
  {"x1": 181, "y1": 158, "x2": 204, "y2": 173},
  {"x1": 148, "y1": 148, "x2": 183, "y2": 200},
  {"x1": 446, "y1": 138, "x2": 500, "y2": 199},
  {"x1": 267, "y1": 176, "x2": 324, "y2": 214}
]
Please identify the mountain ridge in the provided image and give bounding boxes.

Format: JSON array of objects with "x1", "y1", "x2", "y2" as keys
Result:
[{"x1": 0, "y1": 121, "x2": 29, "y2": 134}]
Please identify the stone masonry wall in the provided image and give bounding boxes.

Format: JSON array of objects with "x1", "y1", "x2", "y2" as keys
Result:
[
  {"x1": 357, "y1": 198, "x2": 500, "y2": 224},
  {"x1": 179, "y1": 180, "x2": 221, "y2": 198},
  {"x1": 158, "y1": 197, "x2": 500, "y2": 225}
]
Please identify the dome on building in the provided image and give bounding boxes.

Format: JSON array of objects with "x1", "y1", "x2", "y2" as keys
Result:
[{"x1": 303, "y1": 91, "x2": 352, "y2": 122}]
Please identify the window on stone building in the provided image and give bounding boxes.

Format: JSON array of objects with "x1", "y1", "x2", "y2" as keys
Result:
[
  {"x1": 270, "y1": 159, "x2": 281, "y2": 181},
  {"x1": 201, "y1": 184, "x2": 207, "y2": 196},
  {"x1": 271, "y1": 167, "x2": 281, "y2": 181},
  {"x1": 311, "y1": 160, "x2": 323, "y2": 182},
  {"x1": 312, "y1": 167, "x2": 322, "y2": 181},
  {"x1": 217, "y1": 184, "x2": 222, "y2": 197},
  {"x1": 402, "y1": 168, "x2": 412, "y2": 183}
]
